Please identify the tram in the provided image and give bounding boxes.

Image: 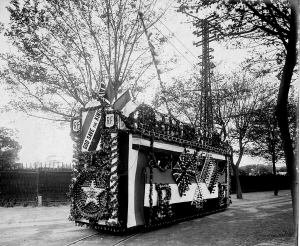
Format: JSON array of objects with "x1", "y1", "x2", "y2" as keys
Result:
[{"x1": 69, "y1": 101, "x2": 232, "y2": 231}]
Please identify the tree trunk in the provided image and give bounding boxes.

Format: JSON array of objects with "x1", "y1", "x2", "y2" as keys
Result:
[
  {"x1": 232, "y1": 164, "x2": 243, "y2": 199},
  {"x1": 276, "y1": 1, "x2": 298, "y2": 242},
  {"x1": 272, "y1": 154, "x2": 278, "y2": 196},
  {"x1": 230, "y1": 150, "x2": 243, "y2": 199}
]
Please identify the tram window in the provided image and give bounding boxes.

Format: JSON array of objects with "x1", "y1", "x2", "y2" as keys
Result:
[
  {"x1": 152, "y1": 152, "x2": 180, "y2": 169},
  {"x1": 218, "y1": 160, "x2": 227, "y2": 173}
]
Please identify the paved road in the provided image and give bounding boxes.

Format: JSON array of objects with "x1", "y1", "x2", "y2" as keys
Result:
[{"x1": 0, "y1": 190, "x2": 295, "y2": 246}]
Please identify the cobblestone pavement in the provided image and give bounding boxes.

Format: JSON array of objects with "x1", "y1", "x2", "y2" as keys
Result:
[{"x1": 0, "y1": 190, "x2": 295, "y2": 246}]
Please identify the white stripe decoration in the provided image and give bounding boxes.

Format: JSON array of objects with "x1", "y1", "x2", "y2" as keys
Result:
[
  {"x1": 127, "y1": 137, "x2": 139, "y2": 227},
  {"x1": 132, "y1": 137, "x2": 226, "y2": 160}
]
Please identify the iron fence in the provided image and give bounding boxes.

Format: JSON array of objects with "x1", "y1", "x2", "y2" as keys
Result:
[
  {"x1": 0, "y1": 169, "x2": 73, "y2": 205},
  {"x1": 0, "y1": 167, "x2": 291, "y2": 206},
  {"x1": 1, "y1": 162, "x2": 74, "y2": 170}
]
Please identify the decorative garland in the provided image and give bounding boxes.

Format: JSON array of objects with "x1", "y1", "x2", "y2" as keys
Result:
[
  {"x1": 191, "y1": 183, "x2": 205, "y2": 210},
  {"x1": 155, "y1": 183, "x2": 173, "y2": 220},
  {"x1": 106, "y1": 133, "x2": 120, "y2": 227},
  {"x1": 227, "y1": 154, "x2": 232, "y2": 206},
  {"x1": 172, "y1": 150, "x2": 197, "y2": 196},
  {"x1": 218, "y1": 182, "x2": 227, "y2": 207},
  {"x1": 69, "y1": 102, "x2": 123, "y2": 226},
  {"x1": 218, "y1": 156, "x2": 229, "y2": 206},
  {"x1": 128, "y1": 104, "x2": 231, "y2": 154},
  {"x1": 69, "y1": 98, "x2": 232, "y2": 228},
  {"x1": 191, "y1": 155, "x2": 206, "y2": 210},
  {"x1": 148, "y1": 165, "x2": 154, "y2": 226},
  {"x1": 200, "y1": 154, "x2": 219, "y2": 193}
]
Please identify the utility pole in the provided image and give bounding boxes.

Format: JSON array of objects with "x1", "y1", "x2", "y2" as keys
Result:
[{"x1": 193, "y1": 14, "x2": 218, "y2": 137}]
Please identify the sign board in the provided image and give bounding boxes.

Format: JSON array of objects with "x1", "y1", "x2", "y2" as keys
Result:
[
  {"x1": 72, "y1": 119, "x2": 81, "y2": 132},
  {"x1": 105, "y1": 114, "x2": 114, "y2": 128}
]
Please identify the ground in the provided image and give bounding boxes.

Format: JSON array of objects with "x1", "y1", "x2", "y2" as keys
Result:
[{"x1": 0, "y1": 190, "x2": 295, "y2": 246}]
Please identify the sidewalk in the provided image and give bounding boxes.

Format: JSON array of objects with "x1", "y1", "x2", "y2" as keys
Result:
[{"x1": 0, "y1": 190, "x2": 295, "y2": 246}]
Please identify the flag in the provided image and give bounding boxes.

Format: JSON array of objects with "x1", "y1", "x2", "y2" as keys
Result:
[
  {"x1": 98, "y1": 80, "x2": 106, "y2": 97},
  {"x1": 104, "y1": 80, "x2": 114, "y2": 104},
  {"x1": 113, "y1": 90, "x2": 135, "y2": 117}
]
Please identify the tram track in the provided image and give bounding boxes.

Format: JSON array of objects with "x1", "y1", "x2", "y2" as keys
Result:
[
  {"x1": 62, "y1": 198, "x2": 292, "y2": 246},
  {"x1": 63, "y1": 232, "x2": 101, "y2": 246},
  {"x1": 63, "y1": 207, "x2": 228, "y2": 246},
  {"x1": 62, "y1": 231, "x2": 142, "y2": 246},
  {"x1": 111, "y1": 233, "x2": 141, "y2": 246}
]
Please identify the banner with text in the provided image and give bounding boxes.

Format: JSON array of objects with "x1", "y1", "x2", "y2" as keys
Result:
[{"x1": 81, "y1": 109, "x2": 102, "y2": 152}]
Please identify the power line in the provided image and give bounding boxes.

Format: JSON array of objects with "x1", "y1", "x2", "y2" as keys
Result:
[
  {"x1": 151, "y1": 10, "x2": 201, "y2": 63},
  {"x1": 150, "y1": 0, "x2": 176, "y2": 23},
  {"x1": 152, "y1": 23, "x2": 195, "y2": 67}
]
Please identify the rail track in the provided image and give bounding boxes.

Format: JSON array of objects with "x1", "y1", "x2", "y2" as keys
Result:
[
  {"x1": 63, "y1": 196, "x2": 293, "y2": 246},
  {"x1": 63, "y1": 206, "x2": 228, "y2": 246}
]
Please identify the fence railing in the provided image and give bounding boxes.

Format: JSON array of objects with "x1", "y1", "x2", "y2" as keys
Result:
[
  {"x1": 1, "y1": 162, "x2": 74, "y2": 171},
  {"x1": 0, "y1": 169, "x2": 73, "y2": 206},
  {"x1": 0, "y1": 169, "x2": 291, "y2": 207}
]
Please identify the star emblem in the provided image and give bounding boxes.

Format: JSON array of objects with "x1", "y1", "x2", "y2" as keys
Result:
[{"x1": 81, "y1": 180, "x2": 104, "y2": 206}]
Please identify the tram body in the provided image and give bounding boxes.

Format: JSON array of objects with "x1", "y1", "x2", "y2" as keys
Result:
[{"x1": 69, "y1": 103, "x2": 231, "y2": 231}]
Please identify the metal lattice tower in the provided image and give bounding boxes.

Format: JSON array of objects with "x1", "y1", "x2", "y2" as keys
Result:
[{"x1": 193, "y1": 15, "x2": 218, "y2": 137}]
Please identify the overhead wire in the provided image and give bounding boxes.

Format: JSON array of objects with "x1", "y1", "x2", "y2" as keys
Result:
[
  {"x1": 142, "y1": 1, "x2": 198, "y2": 68},
  {"x1": 150, "y1": 10, "x2": 201, "y2": 63},
  {"x1": 151, "y1": 24, "x2": 195, "y2": 67},
  {"x1": 153, "y1": 25, "x2": 193, "y2": 66}
]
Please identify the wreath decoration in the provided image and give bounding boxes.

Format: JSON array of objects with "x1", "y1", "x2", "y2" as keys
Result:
[{"x1": 72, "y1": 169, "x2": 110, "y2": 221}]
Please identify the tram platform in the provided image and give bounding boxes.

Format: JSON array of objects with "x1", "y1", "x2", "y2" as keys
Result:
[{"x1": 0, "y1": 190, "x2": 295, "y2": 246}]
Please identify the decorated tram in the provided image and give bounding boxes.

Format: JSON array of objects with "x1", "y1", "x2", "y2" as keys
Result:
[{"x1": 69, "y1": 99, "x2": 232, "y2": 231}]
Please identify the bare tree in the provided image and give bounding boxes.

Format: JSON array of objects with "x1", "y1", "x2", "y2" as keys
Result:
[{"x1": 1, "y1": 0, "x2": 168, "y2": 121}]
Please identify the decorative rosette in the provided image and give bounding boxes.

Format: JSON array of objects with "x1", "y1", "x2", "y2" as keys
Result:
[
  {"x1": 172, "y1": 152, "x2": 197, "y2": 196},
  {"x1": 73, "y1": 169, "x2": 110, "y2": 221}
]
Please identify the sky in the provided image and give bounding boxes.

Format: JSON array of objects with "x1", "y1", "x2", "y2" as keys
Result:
[
  {"x1": 0, "y1": 0, "x2": 73, "y2": 163},
  {"x1": 0, "y1": 0, "x2": 267, "y2": 166}
]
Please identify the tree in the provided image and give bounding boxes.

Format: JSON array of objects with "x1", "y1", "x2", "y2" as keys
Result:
[
  {"x1": 213, "y1": 70, "x2": 270, "y2": 199},
  {"x1": 177, "y1": 0, "x2": 298, "y2": 238},
  {"x1": 1, "y1": 0, "x2": 168, "y2": 121},
  {"x1": 0, "y1": 127, "x2": 21, "y2": 170},
  {"x1": 250, "y1": 98, "x2": 296, "y2": 195},
  {"x1": 152, "y1": 68, "x2": 204, "y2": 125},
  {"x1": 250, "y1": 99, "x2": 283, "y2": 195},
  {"x1": 160, "y1": 66, "x2": 271, "y2": 199}
]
